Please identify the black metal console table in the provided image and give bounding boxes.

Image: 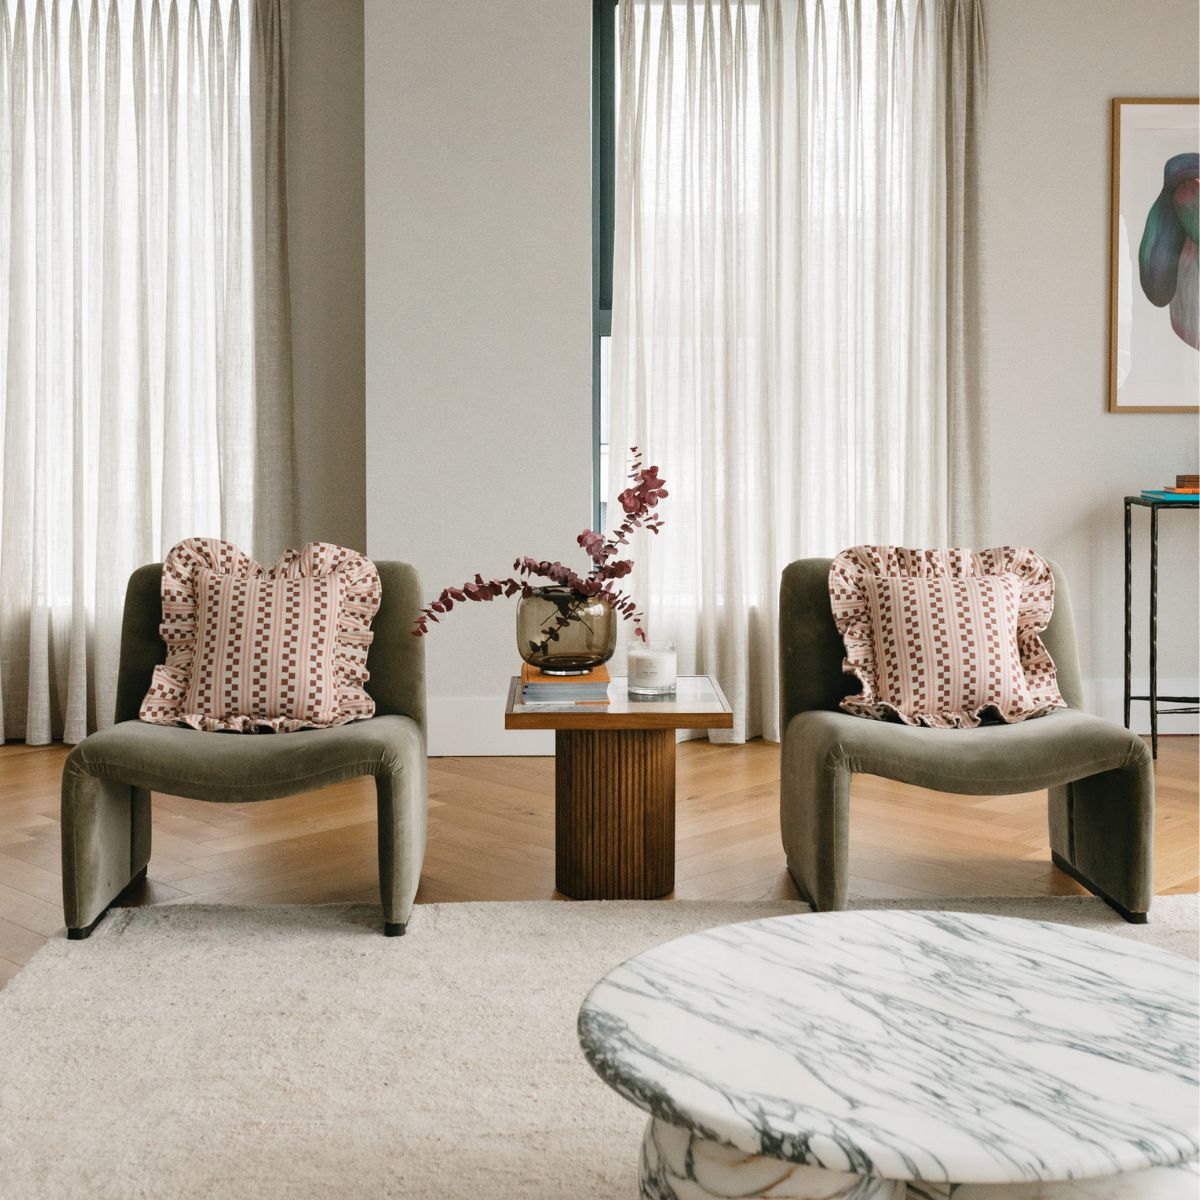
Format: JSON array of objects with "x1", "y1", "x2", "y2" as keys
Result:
[{"x1": 1124, "y1": 495, "x2": 1199, "y2": 759}]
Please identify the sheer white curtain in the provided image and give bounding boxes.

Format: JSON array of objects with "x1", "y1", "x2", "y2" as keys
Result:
[
  {"x1": 608, "y1": 0, "x2": 986, "y2": 742},
  {"x1": 0, "y1": 0, "x2": 294, "y2": 744}
]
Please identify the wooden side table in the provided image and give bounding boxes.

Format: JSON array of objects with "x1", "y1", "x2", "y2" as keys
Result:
[
  {"x1": 504, "y1": 675, "x2": 733, "y2": 900},
  {"x1": 1124, "y1": 495, "x2": 1199, "y2": 759}
]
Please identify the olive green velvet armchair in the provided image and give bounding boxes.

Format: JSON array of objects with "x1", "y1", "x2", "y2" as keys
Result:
[
  {"x1": 61, "y1": 562, "x2": 427, "y2": 939},
  {"x1": 779, "y1": 558, "x2": 1154, "y2": 922}
]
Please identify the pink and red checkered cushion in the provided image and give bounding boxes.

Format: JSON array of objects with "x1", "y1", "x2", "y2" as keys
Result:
[
  {"x1": 139, "y1": 538, "x2": 381, "y2": 733},
  {"x1": 828, "y1": 546, "x2": 1066, "y2": 729}
]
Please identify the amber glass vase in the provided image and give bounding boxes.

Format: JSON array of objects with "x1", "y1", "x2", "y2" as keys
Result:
[{"x1": 516, "y1": 587, "x2": 617, "y2": 675}]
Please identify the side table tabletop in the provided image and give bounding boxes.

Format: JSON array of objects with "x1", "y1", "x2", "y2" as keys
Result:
[
  {"x1": 504, "y1": 675, "x2": 733, "y2": 899},
  {"x1": 578, "y1": 910, "x2": 1199, "y2": 1199}
]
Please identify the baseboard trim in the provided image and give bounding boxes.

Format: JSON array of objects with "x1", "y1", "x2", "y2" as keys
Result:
[
  {"x1": 1083, "y1": 677, "x2": 1199, "y2": 736},
  {"x1": 426, "y1": 677, "x2": 1200, "y2": 757}
]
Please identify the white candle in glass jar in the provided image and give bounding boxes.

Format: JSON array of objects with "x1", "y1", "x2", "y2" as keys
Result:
[{"x1": 628, "y1": 642, "x2": 677, "y2": 695}]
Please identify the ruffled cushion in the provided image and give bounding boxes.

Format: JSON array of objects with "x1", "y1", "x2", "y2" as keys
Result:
[
  {"x1": 828, "y1": 546, "x2": 1066, "y2": 729},
  {"x1": 139, "y1": 538, "x2": 381, "y2": 733}
]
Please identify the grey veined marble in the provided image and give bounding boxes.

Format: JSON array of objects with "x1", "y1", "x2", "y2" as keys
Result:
[{"x1": 577, "y1": 912, "x2": 1199, "y2": 1200}]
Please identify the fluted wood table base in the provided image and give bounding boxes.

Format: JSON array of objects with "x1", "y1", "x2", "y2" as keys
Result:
[
  {"x1": 505, "y1": 677, "x2": 733, "y2": 899},
  {"x1": 555, "y1": 729, "x2": 675, "y2": 899}
]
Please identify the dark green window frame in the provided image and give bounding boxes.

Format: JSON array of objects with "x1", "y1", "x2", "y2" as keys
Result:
[{"x1": 592, "y1": 0, "x2": 617, "y2": 531}]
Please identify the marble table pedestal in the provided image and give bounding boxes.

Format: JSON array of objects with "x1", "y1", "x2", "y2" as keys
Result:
[
  {"x1": 640, "y1": 1116, "x2": 905, "y2": 1199},
  {"x1": 639, "y1": 1116, "x2": 1198, "y2": 1199},
  {"x1": 577, "y1": 912, "x2": 1199, "y2": 1200}
]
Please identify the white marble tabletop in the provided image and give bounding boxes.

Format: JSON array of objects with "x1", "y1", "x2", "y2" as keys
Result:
[{"x1": 577, "y1": 911, "x2": 1199, "y2": 1185}]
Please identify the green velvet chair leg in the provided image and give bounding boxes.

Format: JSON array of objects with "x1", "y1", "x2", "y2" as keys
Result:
[
  {"x1": 780, "y1": 727, "x2": 852, "y2": 912},
  {"x1": 375, "y1": 755, "x2": 428, "y2": 937},
  {"x1": 1048, "y1": 756, "x2": 1154, "y2": 923},
  {"x1": 61, "y1": 757, "x2": 153, "y2": 938},
  {"x1": 131, "y1": 786, "x2": 152, "y2": 875}
]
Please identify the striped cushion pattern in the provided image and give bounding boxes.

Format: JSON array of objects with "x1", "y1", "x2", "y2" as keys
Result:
[
  {"x1": 140, "y1": 538, "x2": 381, "y2": 734},
  {"x1": 829, "y1": 546, "x2": 1066, "y2": 729}
]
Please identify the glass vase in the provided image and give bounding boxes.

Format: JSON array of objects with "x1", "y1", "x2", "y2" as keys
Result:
[{"x1": 516, "y1": 587, "x2": 617, "y2": 675}]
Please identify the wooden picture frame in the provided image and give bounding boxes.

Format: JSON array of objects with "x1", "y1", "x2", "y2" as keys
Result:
[{"x1": 1108, "y1": 97, "x2": 1199, "y2": 413}]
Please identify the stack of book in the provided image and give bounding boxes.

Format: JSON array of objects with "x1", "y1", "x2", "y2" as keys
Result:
[
  {"x1": 1141, "y1": 474, "x2": 1199, "y2": 503},
  {"x1": 519, "y1": 663, "x2": 612, "y2": 705}
]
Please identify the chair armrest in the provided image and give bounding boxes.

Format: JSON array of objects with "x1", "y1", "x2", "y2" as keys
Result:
[{"x1": 368, "y1": 562, "x2": 426, "y2": 732}]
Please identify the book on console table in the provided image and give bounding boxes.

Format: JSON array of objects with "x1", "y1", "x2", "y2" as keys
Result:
[
  {"x1": 519, "y1": 663, "x2": 612, "y2": 705},
  {"x1": 1141, "y1": 488, "x2": 1199, "y2": 503}
]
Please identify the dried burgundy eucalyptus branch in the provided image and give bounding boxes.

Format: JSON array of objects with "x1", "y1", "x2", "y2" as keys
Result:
[{"x1": 412, "y1": 449, "x2": 668, "y2": 650}]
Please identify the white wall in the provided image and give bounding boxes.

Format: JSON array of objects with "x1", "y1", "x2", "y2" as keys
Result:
[
  {"x1": 362, "y1": 0, "x2": 1198, "y2": 752},
  {"x1": 289, "y1": 0, "x2": 367, "y2": 550},
  {"x1": 982, "y1": 0, "x2": 1199, "y2": 733},
  {"x1": 364, "y1": 0, "x2": 592, "y2": 754}
]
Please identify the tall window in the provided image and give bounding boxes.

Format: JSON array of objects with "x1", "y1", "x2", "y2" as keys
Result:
[
  {"x1": 0, "y1": 0, "x2": 293, "y2": 743},
  {"x1": 592, "y1": 0, "x2": 617, "y2": 531},
  {"x1": 601, "y1": 0, "x2": 985, "y2": 742}
]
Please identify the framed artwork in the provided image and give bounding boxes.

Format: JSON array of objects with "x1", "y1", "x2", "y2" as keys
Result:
[{"x1": 1108, "y1": 97, "x2": 1199, "y2": 413}]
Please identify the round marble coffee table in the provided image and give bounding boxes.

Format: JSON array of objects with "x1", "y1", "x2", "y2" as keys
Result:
[{"x1": 577, "y1": 911, "x2": 1199, "y2": 1199}]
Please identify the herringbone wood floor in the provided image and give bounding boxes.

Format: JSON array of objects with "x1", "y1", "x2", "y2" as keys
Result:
[{"x1": 0, "y1": 736, "x2": 1195, "y2": 987}]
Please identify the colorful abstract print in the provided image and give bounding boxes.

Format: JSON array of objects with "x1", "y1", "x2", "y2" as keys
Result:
[
  {"x1": 1140, "y1": 151, "x2": 1199, "y2": 350},
  {"x1": 140, "y1": 538, "x2": 381, "y2": 733}
]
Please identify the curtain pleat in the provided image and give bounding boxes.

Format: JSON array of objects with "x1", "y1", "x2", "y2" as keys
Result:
[
  {"x1": 249, "y1": 0, "x2": 293, "y2": 554},
  {"x1": 609, "y1": 0, "x2": 986, "y2": 743},
  {"x1": 0, "y1": 0, "x2": 294, "y2": 744},
  {"x1": 943, "y1": 0, "x2": 985, "y2": 544}
]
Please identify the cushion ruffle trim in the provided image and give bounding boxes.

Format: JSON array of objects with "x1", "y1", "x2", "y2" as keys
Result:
[
  {"x1": 138, "y1": 537, "x2": 381, "y2": 733},
  {"x1": 827, "y1": 545, "x2": 1067, "y2": 729}
]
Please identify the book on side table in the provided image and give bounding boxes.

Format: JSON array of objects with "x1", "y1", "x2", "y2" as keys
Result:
[
  {"x1": 519, "y1": 663, "x2": 612, "y2": 705},
  {"x1": 1141, "y1": 488, "x2": 1199, "y2": 503},
  {"x1": 1140, "y1": 474, "x2": 1199, "y2": 503}
]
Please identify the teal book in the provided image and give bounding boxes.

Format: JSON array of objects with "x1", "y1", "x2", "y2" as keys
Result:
[{"x1": 1141, "y1": 489, "x2": 1199, "y2": 502}]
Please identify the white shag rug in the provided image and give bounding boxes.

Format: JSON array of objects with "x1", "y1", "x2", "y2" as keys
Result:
[{"x1": 1, "y1": 895, "x2": 1196, "y2": 1199}]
